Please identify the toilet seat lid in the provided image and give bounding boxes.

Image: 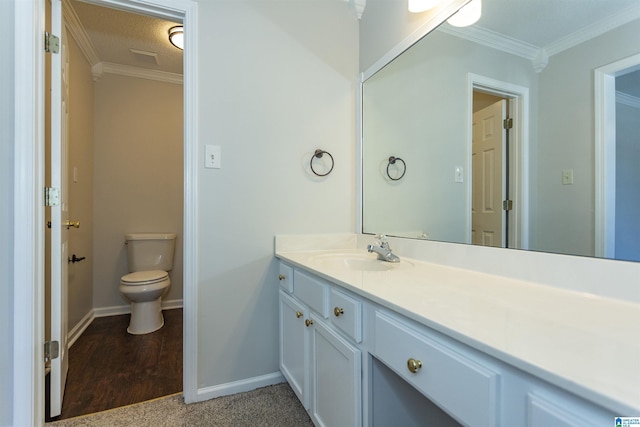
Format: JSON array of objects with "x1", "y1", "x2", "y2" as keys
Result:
[{"x1": 121, "y1": 270, "x2": 168, "y2": 285}]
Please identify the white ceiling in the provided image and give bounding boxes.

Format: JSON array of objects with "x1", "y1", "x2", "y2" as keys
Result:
[
  {"x1": 471, "y1": 0, "x2": 639, "y2": 49},
  {"x1": 68, "y1": 0, "x2": 183, "y2": 75}
]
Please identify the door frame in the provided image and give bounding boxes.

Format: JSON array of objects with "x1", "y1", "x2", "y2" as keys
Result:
[
  {"x1": 594, "y1": 53, "x2": 640, "y2": 258},
  {"x1": 13, "y1": 0, "x2": 199, "y2": 424},
  {"x1": 467, "y1": 73, "x2": 530, "y2": 250}
]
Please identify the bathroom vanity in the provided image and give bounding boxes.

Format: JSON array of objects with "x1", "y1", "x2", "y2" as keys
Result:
[{"x1": 275, "y1": 234, "x2": 640, "y2": 426}]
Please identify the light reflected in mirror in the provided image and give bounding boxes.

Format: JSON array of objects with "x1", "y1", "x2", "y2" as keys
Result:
[{"x1": 362, "y1": 0, "x2": 640, "y2": 262}]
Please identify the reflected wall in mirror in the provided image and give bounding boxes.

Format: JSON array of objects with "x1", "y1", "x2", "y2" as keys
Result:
[{"x1": 362, "y1": 0, "x2": 640, "y2": 262}]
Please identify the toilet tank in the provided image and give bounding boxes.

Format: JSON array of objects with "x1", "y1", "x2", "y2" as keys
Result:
[{"x1": 125, "y1": 232, "x2": 177, "y2": 272}]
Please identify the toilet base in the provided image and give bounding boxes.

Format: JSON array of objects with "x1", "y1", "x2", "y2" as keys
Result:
[{"x1": 127, "y1": 299, "x2": 164, "y2": 335}]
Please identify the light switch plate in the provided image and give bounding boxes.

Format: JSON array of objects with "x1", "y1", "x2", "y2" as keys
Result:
[
  {"x1": 205, "y1": 145, "x2": 221, "y2": 169},
  {"x1": 562, "y1": 169, "x2": 573, "y2": 185},
  {"x1": 454, "y1": 166, "x2": 464, "y2": 183}
]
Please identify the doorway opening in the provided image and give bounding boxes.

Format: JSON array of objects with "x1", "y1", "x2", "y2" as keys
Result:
[
  {"x1": 45, "y1": 0, "x2": 194, "y2": 421},
  {"x1": 595, "y1": 53, "x2": 640, "y2": 260},
  {"x1": 467, "y1": 74, "x2": 530, "y2": 250}
]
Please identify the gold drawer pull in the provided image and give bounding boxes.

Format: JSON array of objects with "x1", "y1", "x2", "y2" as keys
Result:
[
  {"x1": 305, "y1": 319, "x2": 314, "y2": 327},
  {"x1": 278, "y1": 274, "x2": 286, "y2": 281},
  {"x1": 334, "y1": 307, "x2": 344, "y2": 317},
  {"x1": 407, "y1": 358, "x2": 422, "y2": 374},
  {"x1": 295, "y1": 311, "x2": 303, "y2": 318}
]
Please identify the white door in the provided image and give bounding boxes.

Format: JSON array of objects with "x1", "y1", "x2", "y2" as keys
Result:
[
  {"x1": 279, "y1": 291, "x2": 309, "y2": 409},
  {"x1": 310, "y1": 315, "x2": 361, "y2": 427},
  {"x1": 472, "y1": 100, "x2": 506, "y2": 247},
  {"x1": 49, "y1": 0, "x2": 70, "y2": 417}
]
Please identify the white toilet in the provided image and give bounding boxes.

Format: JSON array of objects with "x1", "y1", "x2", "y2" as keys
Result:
[{"x1": 120, "y1": 232, "x2": 176, "y2": 334}]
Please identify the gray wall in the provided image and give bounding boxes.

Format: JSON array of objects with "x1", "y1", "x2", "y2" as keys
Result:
[
  {"x1": 536, "y1": 19, "x2": 640, "y2": 256},
  {"x1": 193, "y1": 0, "x2": 358, "y2": 390},
  {"x1": 1, "y1": 1, "x2": 14, "y2": 424}
]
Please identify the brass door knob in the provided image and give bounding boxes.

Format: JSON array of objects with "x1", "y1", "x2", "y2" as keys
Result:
[
  {"x1": 334, "y1": 307, "x2": 344, "y2": 317},
  {"x1": 305, "y1": 319, "x2": 314, "y2": 327},
  {"x1": 278, "y1": 274, "x2": 285, "y2": 281},
  {"x1": 64, "y1": 220, "x2": 80, "y2": 229},
  {"x1": 295, "y1": 311, "x2": 303, "y2": 318},
  {"x1": 407, "y1": 358, "x2": 422, "y2": 373}
]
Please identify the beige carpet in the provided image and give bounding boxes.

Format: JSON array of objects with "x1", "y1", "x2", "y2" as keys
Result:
[{"x1": 46, "y1": 383, "x2": 314, "y2": 427}]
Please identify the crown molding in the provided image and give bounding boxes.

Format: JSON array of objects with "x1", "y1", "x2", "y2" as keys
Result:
[
  {"x1": 438, "y1": 4, "x2": 640, "y2": 74},
  {"x1": 348, "y1": 0, "x2": 366, "y2": 19},
  {"x1": 92, "y1": 61, "x2": 184, "y2": 84},
  {"x1": 545, "y1": 4, "x2": 640, "y2": 57},
  {"x1": 439, "y1": 24, "x2": 539, "y2": 61},
  {"x1": 617, "y1": 91, "x2": 640, "y2": 109},
  {"x1": 63, "y1": 0, "x2": 100, "y2": 66}
]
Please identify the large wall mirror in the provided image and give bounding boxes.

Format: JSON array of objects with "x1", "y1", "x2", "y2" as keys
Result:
[{"x1": 361, "y1": 0, "x2": 640, "y2": 262}]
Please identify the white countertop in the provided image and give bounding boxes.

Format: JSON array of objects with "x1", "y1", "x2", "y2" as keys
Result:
[{"x1": 275, "y1": 237, "x2": 640, "y2": 415}]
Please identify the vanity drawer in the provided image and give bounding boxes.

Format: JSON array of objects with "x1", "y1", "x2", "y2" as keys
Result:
[
  {"x1": 278, "y1": 263, "x2": 293, "y2": 293},
  {"x1": 374, "y1": 311, "x2": 500, "y2": 427},
  {"x1": 293, "y1": 270, "x2": 329, "y2": 318},
  {"x1": 330, "y1": 288, "x2": 362, "y2": 343}
]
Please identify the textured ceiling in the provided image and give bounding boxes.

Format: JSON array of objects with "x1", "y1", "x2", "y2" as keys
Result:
[{"x1": 69, "y1": 0, "x2": 183, "y2": 75}]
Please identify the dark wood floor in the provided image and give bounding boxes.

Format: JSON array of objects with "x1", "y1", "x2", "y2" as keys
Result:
[{"x1": 47, "y1": 308, "x2": 183, "y2": 421}]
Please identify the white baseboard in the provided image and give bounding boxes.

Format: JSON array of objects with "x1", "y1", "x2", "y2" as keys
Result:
[
  {"x1": 194, "y1": 372, "x2": 285, "y2": 403},
  {"x1": 68, "y1": 299, "x2": 184, "y2": 347},
  {"x1": 67, "y1": 310, "x2": 95, "y2": 348},
  {"x1": 93, "y1": 299, "x2": 183, "y2": 318}
]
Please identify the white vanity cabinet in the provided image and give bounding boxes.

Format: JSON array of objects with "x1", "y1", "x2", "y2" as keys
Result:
[
  {"x1": 278, "y1": 258, "x2": 624, "y2": 427},
  {"x1": 279, "y1": 265, "x2": 362, "y2": 427}
]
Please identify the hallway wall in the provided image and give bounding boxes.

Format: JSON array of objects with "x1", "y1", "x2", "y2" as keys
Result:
[{"x1": 93, "y1": 73, "x2": 184, "y2": 310}]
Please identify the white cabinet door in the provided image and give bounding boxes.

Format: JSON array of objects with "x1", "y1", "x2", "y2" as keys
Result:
[
  {"x1": 279, "y1": 290, "x2": 309, "y2": 409},
  {"x1": 309, "y1": 314, "x2": 362, "y2": 427}
]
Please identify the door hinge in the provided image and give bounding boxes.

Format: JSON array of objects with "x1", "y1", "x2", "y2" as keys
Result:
[
  {"x1": 503, "y1": 200, "x2": 513, "y2": 211},
  {"x1": 44, "y1": 341, "x2": 60, "y2": 364},
  {"x1": 503, "y1": 118, "x2": 513, "y2": 129},
  {"x1": 45, "y1": 32, "x2": 60, "y2": 54},
  {"x1": 45, "y1": 187, "x2": 60, "y2": 207}
]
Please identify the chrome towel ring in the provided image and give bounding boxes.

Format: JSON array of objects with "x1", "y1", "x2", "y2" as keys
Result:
[
  {"x1": 386, "y1": 156, "x2": 406, "y2": 181},
  {"x1": 310, "y1": 149, "x2": 334, "y2": 177}
]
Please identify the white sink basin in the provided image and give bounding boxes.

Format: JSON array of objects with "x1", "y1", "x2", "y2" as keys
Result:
[{"x1": 309, "y1": 252, "x2": 412, "y2": 272}]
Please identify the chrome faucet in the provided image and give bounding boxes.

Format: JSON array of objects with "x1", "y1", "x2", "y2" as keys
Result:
[{"x1": 367, "y1": 234, "x2": 400, "y2": 263}]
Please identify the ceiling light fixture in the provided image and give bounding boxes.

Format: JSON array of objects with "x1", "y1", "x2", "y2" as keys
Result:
[
  {"x1": 408, "y1": 0, "x2": 445, "y2": 13},
  {"x1": 447, "y1": 0, "x2": 481, "y2": 27},
  {"x1": 168, "y1": 25, "x2": 184, "y2": 50}
]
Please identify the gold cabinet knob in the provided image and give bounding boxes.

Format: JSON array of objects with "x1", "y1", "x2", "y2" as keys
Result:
[
  {"x1": 64, "y1": 220, "x2": 80, "y2": 229},
  {"x1": 278, "y1": 274, "x2": 285, "y2": 281},
  {"x1": 407, "y1": 358, "x2": 422, "y2": 374},
  {"x1": 305, "y1": 319, "x2": 314, "y2": 327},
  {"x1": 334, "y1": 307, "x2": 344, "y2": 317},
  {"x1": 295, "y1": 311, "x2": 303, "y2": 318}
]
